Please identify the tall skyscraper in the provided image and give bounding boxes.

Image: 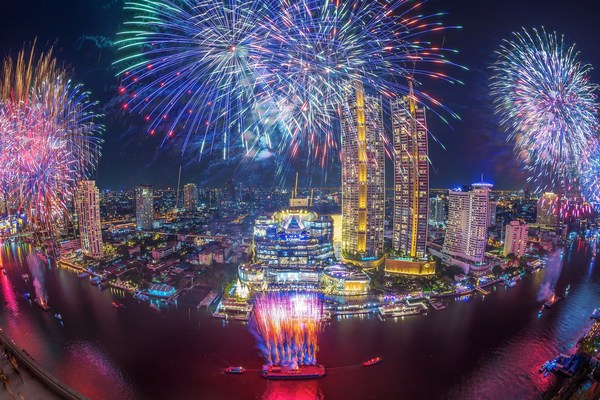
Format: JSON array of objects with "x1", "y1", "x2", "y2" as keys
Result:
[
  {"x1": 429, "y1": 196, "x2": 446, "y2": 227},
  {"x1": 537, "y1": 192, "x2": 558, "y2": 227},
  {"x1": 391, "y1": 83, "x2": 429, "y2": 259},
  {"x1": 443, "y1": 183, "x2": 491, "y2": 264},
  {"x1": 136, "y1": 185, "x2": 154, "y2": 231},
  {"x1": 341, "y1": 81, "x2": 385, "y2": 267},
  {"x1": 75, "y1": 180, "x2": 103, "y2": 258},
  {"x1": 183, "y1": 183, "x2": 198, "y2": 212},
  {"x1": 225, "y1": 179, "x2": 236, "y2": 203},
  {"x1": 504, "y1": 220, "x2": 528, "y2": 256}
]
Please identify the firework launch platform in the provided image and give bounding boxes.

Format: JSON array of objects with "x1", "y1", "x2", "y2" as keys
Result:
[{"x1": 261, "y1": 364, "x2": 326, "y2": 380}]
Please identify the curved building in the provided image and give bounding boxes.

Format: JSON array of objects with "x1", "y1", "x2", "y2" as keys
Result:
[{"x1": 253, "y1": 209, "x2": 334, "y2": 267}]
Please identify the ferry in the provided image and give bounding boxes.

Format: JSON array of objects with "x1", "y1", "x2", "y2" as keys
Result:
[
  {"x1": 544, "y1": 296, "x2": 561, "y2": 308},
  {"x1": 261, "y1": 364, "x2": 326, "y2": 380},
  {"x1": 35, "y1": 298, "x2": 50, "y2": 311},
  {"x1": 225, "y1": 366, "x2": 246, "y2": 374},
  {"x1": 363, "y1": 357, "x2": 382, "y2": 366},
  {"x1": 378, "y1": 303, "x2": 423, "y2": 319}
]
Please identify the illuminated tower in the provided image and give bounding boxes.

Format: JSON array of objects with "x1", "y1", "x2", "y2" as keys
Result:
[
  {"x1": 183, "y1": 183, "x2": 198, "y2": 212},
  {"x1": 341, "y1": 81, "x2": 385, "y2": 267},
  {"x1": 391, "y1": 82, "x2": 429, "y2": 259},
  {"x1": 135, "y1": 185, "x2": 154, "y2": 231},
  {"x1": 443, "y1": 183, "x2": 491, "y2": 264},
  {"x1": 75, "y1": 180, "x2": 103, "y2": 258}
]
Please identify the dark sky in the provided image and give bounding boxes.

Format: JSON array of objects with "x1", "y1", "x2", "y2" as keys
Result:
[{"x1": 1, "y1": 0, "x2": 599, "y2": 190}]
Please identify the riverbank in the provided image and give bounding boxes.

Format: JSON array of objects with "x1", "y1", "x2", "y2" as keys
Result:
[
  {"x1": 0, "y1": 328, "x2": 86, "y2": 400},
  {"x1": 542, "y1": 321, "x2": 600, "y2": 399}
]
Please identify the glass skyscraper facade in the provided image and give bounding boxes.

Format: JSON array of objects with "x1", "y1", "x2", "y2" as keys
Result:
[
  {"x1": 341, "y1": 81, "x2": 385, "y2": 266},
  {"x1": 391, "y1": 83, "x2": 429, "y2": 259}
]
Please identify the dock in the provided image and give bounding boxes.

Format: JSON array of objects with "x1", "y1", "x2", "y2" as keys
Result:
[
  {"x1": 476, "y1": 287, "x2": 491, "y2": 296},
  {"x1": 197, "y1": 290, "x2": 220, "y2": 309}
]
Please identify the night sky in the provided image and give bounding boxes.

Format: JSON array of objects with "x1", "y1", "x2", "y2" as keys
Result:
[{"x1": 1, "y1": 0, "x2": 599, "y2": 190}]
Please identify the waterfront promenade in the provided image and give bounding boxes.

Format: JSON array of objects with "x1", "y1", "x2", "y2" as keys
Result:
[{"x1": 0, "y1": 329, "x2": 87, "y2": 400}]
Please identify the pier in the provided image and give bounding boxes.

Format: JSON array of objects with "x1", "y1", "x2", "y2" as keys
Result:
[{"x1": 197, "y1": 290, "x2": 220, "y2": 309}]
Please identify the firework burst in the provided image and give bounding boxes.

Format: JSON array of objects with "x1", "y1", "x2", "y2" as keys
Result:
[
  {"x1": 0, "y1": 47, "x2": 103, "y2": 231},
  {"x1": 490, "y1": 28, "x2": 599, "y2": 188},
  {"x1": 116, "y1": 0, "x2": 462, "y2": 170}
]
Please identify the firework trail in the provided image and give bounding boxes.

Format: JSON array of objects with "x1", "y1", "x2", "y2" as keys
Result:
[
  {"x1": 115, "y1": 0, "x2": 462, "y2": 169},
  {"x1": 0, "y1": 46, "x2": 103, "y2": 230},
  {"x1": 250, "y1": 292, "x2": 324, "y2": 368},
  {"x1": 490, "y1": 28, "x2": 599, "y2": 189}
]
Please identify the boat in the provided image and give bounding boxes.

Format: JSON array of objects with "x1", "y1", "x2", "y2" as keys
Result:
[
  {"x1": 538, "y1": 305, "x2": 545, "y2": 315},
  {"x1": 544, "y1": 296, "x2": 561, "y2": 308},
  {"x1": 378, "y1": 303, "x2": 424, "y2": 319},
  {"x1": 134, "y1": 291, "x2": 150, "y2": 302},
  {"x1": 22, "y1": 273, "x2": 30, "y2": 281},
  {"x1": 35, "y1": 298, "x2": 50, "y2": 311},
  {"x1": 363, "y1": 357, "x2": 382, "y2": 366},
  {"x1": 54, "y1": 313, "x2": 63, "y2": 321},
  {"x1": 225, "y1": 366, "x2": 246, "y2": 374},
  {"x1": 591, "y1": 308, "x2": 600, "y2": 319},
  {"x1": 24, "y1": 292, "x2": 31, "y2": 300},
  {"x1": 261, "y1": 364, "x2": 326, "y2": 380},
  {"x1": 112, "y1": 301, "x2": 125, "y2": 310},
  {"x1": 565, "y1": 285, "x2": 571, "y2": 295},
  {"x1": 149, "y1": 303, "x2": 161, "y2": 312},
  {"x1": 90, "y1": 276, "x2": 102, "y2": 286}
]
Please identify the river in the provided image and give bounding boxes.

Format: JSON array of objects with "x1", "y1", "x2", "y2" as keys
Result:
[{"x1": 0, "y1": 237, "x2": 598, "y2": 399}]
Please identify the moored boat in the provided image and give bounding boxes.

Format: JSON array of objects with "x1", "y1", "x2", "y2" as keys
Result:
[
  {"x1": 225, "y1": 366, "x2": 246, "y2": 374},
  {"x1": 363, "y1": 357, "x2": 382, "y2": 366}
]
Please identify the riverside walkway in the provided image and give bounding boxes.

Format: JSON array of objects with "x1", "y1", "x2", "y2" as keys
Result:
[{"x1": 0, "y1": 329, "x2": 87, "y2": 400}]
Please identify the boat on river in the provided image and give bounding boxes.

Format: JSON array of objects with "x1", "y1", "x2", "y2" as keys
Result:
[{"x1": 363, "y1": 357, "x2": 382, "y2": 366}]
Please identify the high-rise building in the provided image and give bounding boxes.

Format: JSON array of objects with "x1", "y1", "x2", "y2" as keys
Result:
[
  {"x1": 183, "y1": 183, "x2": 198, "y2": 212},
  {"x1": 537, "y1": 192, "x2": 558, "y2": 227},
  {"x1": 443, "y1": 183, "x2": 491, "y2": 264},
  {"x1": 391, "y1": 83, "x2": 428, "y2": 259},
  {"x1": 488, "y1": 201, "x2": 497, "y2": 227},
  {"x1": 75, "y1": 180, "x2": 103, "y2": 258},
  {"x1": 341, "y1": 81, "x2": 385, "y2": 267},
  {"x1": 429, "y1": 196, "x2": 446, "y2": 226},
  {"x1": 504, "y1": 220, "x2": 528, "y2": 256},
  {"x1": 523, "y1": 184, "x2": 531, "y2": 201},
  {"x1": 225, "y1": 179, "x2": 236, "y2": 203},
  {"x1": 135, "y1": 185, "x2": 154, "y2": 231}
]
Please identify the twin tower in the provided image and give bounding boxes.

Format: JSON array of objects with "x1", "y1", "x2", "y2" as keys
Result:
[{"x1": 341, "y1": 81, "x2": 428, "y2": 268}]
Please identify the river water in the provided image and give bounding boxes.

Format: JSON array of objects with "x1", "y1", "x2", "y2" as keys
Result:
[{"x1": 0, "y1": 237, "x2": 598, "y2": 400}]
